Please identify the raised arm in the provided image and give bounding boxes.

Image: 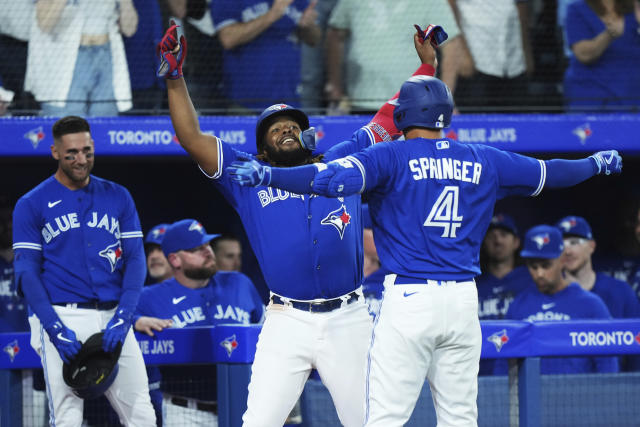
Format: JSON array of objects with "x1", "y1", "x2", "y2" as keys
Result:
[{"x1": 159, "y1": 23, "x2": 220, "y2": 175}]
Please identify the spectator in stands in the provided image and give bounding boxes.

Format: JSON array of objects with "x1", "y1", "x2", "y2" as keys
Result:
[
  {"x1": 0, "y1": 81, "x2": 14, "y2": 117},
  {"x1": 556, "y1": 215, "x2": 640, "y2": 371},
  {"x1": 145, "y1": 223, "x2": 173, "y2": 284},
  {"x1": 325, "y1": 1, "x2": 465, "y2": 113},
  {"x1": 0, "y1": 0, "x2": 33, "y2": 113},
  {"x1": 134, "y1": 219, "x2": 264, "y2": 426},
  {"x1": 26, "y1": 0, "x2": 138, "y2": 116},
  {"x1": 503, "y1": 224, "x2": 619, "y2": 374},
  {"x1": 562, "y1": 0, "x2": 640, "y2": 111},
  {"x1": 450, "y1": 0, "x2": 534, "y2": 111},
  {"x1": 211, "y1": 0, "x2": 321, "y2": 111},
  {"x1": 124, "y1": 0, "x2": 165, "y2": 113},
  {"x1": 211, "y1": 235, "x2": 242, "y2": 272}
]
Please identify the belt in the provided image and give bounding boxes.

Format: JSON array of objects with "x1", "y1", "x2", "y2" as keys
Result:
[
  {"x1": 170, "y1": 396, "x2": 217, "y2": 414},
  {"x1": 391, "y1": 274, "x2": 473, "y2": 286},
  {"x1": 270, "y1": 291, "x2": 360, "y2": 313},
  {"x1": 52, "y1": 301, "x2": 118, "y2": 310}
]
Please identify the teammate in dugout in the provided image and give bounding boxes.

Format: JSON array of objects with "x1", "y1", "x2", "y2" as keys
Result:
[
  {"x1": 227, "y1": 74, "x2": 623, "y2": 425},
  {"x1": 134, "y1": 219, "x2": 264, "y2": 426},
  {"x1": 156, "y1": 18, "x2": 443, "y2": 427},
  {"x1": 12, "y1": 116, "x2": 156, "y2": 426},
  {"x1": 502, "y1": 224, "x2": 619, "y2": 374}
]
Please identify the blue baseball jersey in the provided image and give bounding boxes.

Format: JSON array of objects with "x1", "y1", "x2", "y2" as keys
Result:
[
  {"x1": 505, "y1": 282, "x2": 618, "y2": 374},
  {"x1": 0, "y1": 256, "x2": 28, "y2": 332},
  {"x1": 344, "y1": 138, "x2": 546, "y2": 280},
  {"x1": 12, "y1": 175, "x2": 143, "y2": 303},
  {"x1": 136, "y1": 271, "x2": 264, "y2": 401},
  {"x1": 135, "y1": 271, "x2": 265, "y2": 327},
  {"x1": 477, "y1": 266, "x2": 533, "y2": 320},
  {"x1": 211, "y1": 0, "x2": 310, "y2": 109},
  {"x1": 207, "y1": 127, "x2": 377, "y2": 300},
  {"x1": 592, "y1": 273, "x2": 640, "y2": 319}
]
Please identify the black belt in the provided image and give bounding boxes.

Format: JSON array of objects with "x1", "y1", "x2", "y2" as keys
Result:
[
  {"x1": 392, "y1": 274, "x2": 473, "y2": 286},
  {"x1": 170, "y1": 396, "x2": 217, "y2": 414},
  {"x1": 270, "y1": 291, "x2": 360, "y2": 313},
  {"x1": 53, "y1": 301, "x2": 118, "y2": 310}
]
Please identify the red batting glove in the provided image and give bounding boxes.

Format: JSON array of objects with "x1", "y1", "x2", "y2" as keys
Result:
[{"x1": 156, "y1": 21, "x2": 188, "y2": 79}]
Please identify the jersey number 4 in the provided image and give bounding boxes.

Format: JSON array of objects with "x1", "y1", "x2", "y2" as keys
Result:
[{"x1": 424, "y1": 186, "x2": 463, "y2": 238}]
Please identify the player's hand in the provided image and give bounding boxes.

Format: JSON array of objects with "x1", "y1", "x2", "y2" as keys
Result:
[
  {"x1": 228, "y1": 159, "x2": 272, "y2": 186},
  {"x1": 299, "y1": 0, "x2": 318, "y2": 29},
  {"x1": 603, "y1": 16, "x2": 624, "y2": 39},
  {"x1": 156, "y1": 20, "x2": 188, "y2": 79},
  {"x1": 312, "y1": 161, "x2": 364, "y2": 196},
  {"x1": 270, "y1": 0, "x2": 295, "y2": 20},
  {"x1": 45, "y1": 321, "x2": 82, "y2": 364},
  {"x1": 103, "y1": 308, "x2": 133, "y2": 352},
  {"x1": 590, "y1": 150, "x2": 622, "y2": 175},
  {"x1": 134, "y1": 316, "x2": 173, "y2": 337}
]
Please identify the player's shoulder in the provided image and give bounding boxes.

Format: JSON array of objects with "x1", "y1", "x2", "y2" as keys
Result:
[
  {"x1": 89, "y1": 175, "x2": 129, "y2": 194},
  {"x1": 214, "y1": 271, "x2": 253, "y2": 287},
  {"x1": 568, "y1": 282, "x2": 607, "y2": 305},
  {"x1": 17, "y1": 175, "x2": 57, "y2": 204},
  {"x1": 596, "y1": 272, "x2": 634, "y2": 294},
  {"x1": 141, "y1": 278, "x2": 178, "y2": 297}
]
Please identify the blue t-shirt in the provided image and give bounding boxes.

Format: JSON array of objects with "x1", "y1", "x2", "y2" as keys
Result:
[
  {"x1": 0, "y1": 255, "x2": 29, "y2": 332},
  {"x1": 563, "y1": 1, "x2": 640, "y2": 109},
  {"x1": 124, "y1": 0, "x2": 163, "y2": 90},
  {"x1": 12, "y1": 175, "x2": 144, "y2": 303},
  {"x1": 136, "y1": 271, "x2": 264, "y2": 400},
  {"x1": 345, "y1": 138, "x2": 546, "y2": 281},
  {"x1": 211, "y1": 0, "x2": 310, "y2": 109},
  {"x1": 477, "y1": 265, "x2": 533, "y2": 320},
  {"x1": 592, "y1": 272, "x2": 640, "y2": 319},
  {"x1": 207, "y1": 127, "x2": 376, "y2": 300},
  {"x1": 505, "y1": 282, "x2": 618, "y2": 374}
]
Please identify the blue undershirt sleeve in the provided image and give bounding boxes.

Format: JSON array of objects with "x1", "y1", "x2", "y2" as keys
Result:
[
  {"x1": 119, "y1": 237, "x2": 146, "y2": 314},
  {"x1": 269, "y1": 164, "x2": 319, "y2": 194},
  {"x1": 18, "y1": 267, "x2": 60, "y2": 329},
  {"x1": 544, "y1": 158, "x2": 598, "y2": 188}
]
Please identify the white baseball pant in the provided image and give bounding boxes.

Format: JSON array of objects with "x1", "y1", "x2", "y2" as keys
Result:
[
  {"x1": 364, "y1": 275, "x2": 481, "y2": 427},
  {"x1": 242, "y1": 295, "x2": 372, "y2": 427},
  {"x1": 40, "y1": 305, "x2": 156, "y2": 427}
]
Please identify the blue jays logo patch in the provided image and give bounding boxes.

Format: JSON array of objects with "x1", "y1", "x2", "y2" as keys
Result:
[
  {"x1": 321, "y1": 204, "x2": 351, "y2": 240},
  {"x1": 220, "y1": 334, "x2": 238, "y2": 357},
  {"x1": 532, "y1": 233, "x2": 550, "y2": 250},
  {"x1": 558, "y1": 218, "x2": 577, "y2": 233},
  {"x1": 188, "y1": 221, "x2": 204, "y2": 234},
  {"x1": 24, "y1": 127, "x2": 45, "y2": 149},
  {"x1": 99, "y1": 241, "x2": 123, "y2": 272},
  {"x1": 487, "y1": 329, "x2": 509, "y2": 352},
  {"x1": 3, "y1": 340, "x2": 20, "y2": 362}
]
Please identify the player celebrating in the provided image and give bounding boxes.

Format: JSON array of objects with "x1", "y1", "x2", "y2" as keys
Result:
[
  {"x1": 12, "y1": 116, "x2": 156, "y2": 426},
  {"x1": 228, "y1": 78, "x2": 622, "y2": 424},
  {"x1": 157, "y1": 19, "x2": 444, "y2": 427}
]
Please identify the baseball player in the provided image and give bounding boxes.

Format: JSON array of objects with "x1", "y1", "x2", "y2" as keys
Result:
[
  {"x1": 12, "y1": 116, "x2": 155, "y2": 426},
  {"x1": 145, "y1": 223, "x2": 173, "y2": 284},
  {"x1": 504, "y1": 224, "x2": 619, "y2": 374},
  {"x1": 157, "y1": 20, "x2": 443, "y2": 427},
  {"x1": 228, "y1": 78, "x2": 623, "y2": 425},
  {"x1": 211, "y1": 235, "x2": 243, "y2": 272},
  {"x1": 134, "y1": 219, "x2": 264, "y2": 426},
  {"x1": 556, "y1": 215, "x2": 640, "y2": 371}
]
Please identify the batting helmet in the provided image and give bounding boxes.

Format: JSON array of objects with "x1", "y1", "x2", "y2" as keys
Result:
[
  {"x1": 255, "y1": 104, "x2": 310, "y2": 153},
  {"x1": 393, "y1": 76, "x2": 454, "y2": 132},
  {"x1": 62, "y1": 332, "x2": 122, "y2": 399}
]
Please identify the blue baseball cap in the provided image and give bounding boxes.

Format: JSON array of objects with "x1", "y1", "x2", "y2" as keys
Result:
[
  {"x1": 488, "y1": 213, "x2": 518, "y2": 236},
  {"x1": 555, "y1": 216, "x2": 593, "y2": 240},
  {"x1": 520, "y1": 225, "x2": 564, "y2": 259},
  {"x1": 161, "y1": 219, "x2": 220, "y2": 257},
  {"x1": 145, "y1": 223, "x2": 170, "y2": 245}
]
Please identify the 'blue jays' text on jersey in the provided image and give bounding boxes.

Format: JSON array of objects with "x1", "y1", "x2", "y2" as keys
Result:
[
  {"x1": 344, "y1": 138, "x2": 546, "y2": 281},
  {"x1": 135, "y1": 271, "x2": 264, "y2": 328},
  {"x1": 12, "y1": 176, "x2": 143, "y2": 303},
  {"x1": 204, "y1": 128, "x2": 378, "y2": 300},
  {"x1": 505, "y1": 282, "x2": 618, "y2": 374},
  {"x1": 0, "y1": 255, "x2": 28, "y2": 332},
  {"x1": 476, "y1": 266, "x2": 533, "y2": 320}
]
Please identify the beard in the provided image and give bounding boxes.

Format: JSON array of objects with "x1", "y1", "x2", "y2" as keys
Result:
[
  {"x1": 262, "y1": 143, "x2": 310, "y2": 167},
  {"x1": 60, "y1": 161, "x2": 93, "y2": 183},
  {"x1": 183, "y1": 264, "x2": 216, "y2": 280}
]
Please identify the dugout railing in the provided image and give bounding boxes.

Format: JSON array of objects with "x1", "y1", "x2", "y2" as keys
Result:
[{"x1": 2, "y1": 320, "x2": 640, "y2": 427}]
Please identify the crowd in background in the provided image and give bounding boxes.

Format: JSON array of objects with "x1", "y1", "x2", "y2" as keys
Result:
[{"x1": 0, "y1": 0, "x2": 639, "y2": 116}]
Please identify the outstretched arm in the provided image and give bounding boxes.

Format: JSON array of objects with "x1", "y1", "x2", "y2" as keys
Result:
[{"x1": 159, "y1": 23, "x2": 220, "y2": 175}]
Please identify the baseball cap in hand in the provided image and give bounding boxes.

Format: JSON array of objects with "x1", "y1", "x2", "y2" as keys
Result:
[
  {"x1": 488, "y1": 213, "x2": 518, "y2": 236},
  {"x1": 520, "y1": 225, "x2": 564, "y2": 259},
  {"x1": 145, "y1": 223, "x2": 170, "y2": 245},
  {"x1": 161, "y1": 219, "x2": 220, "y2": 257},
  {"x1": 555, "y1": 216, "x2": 593, "y2": 239}
]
